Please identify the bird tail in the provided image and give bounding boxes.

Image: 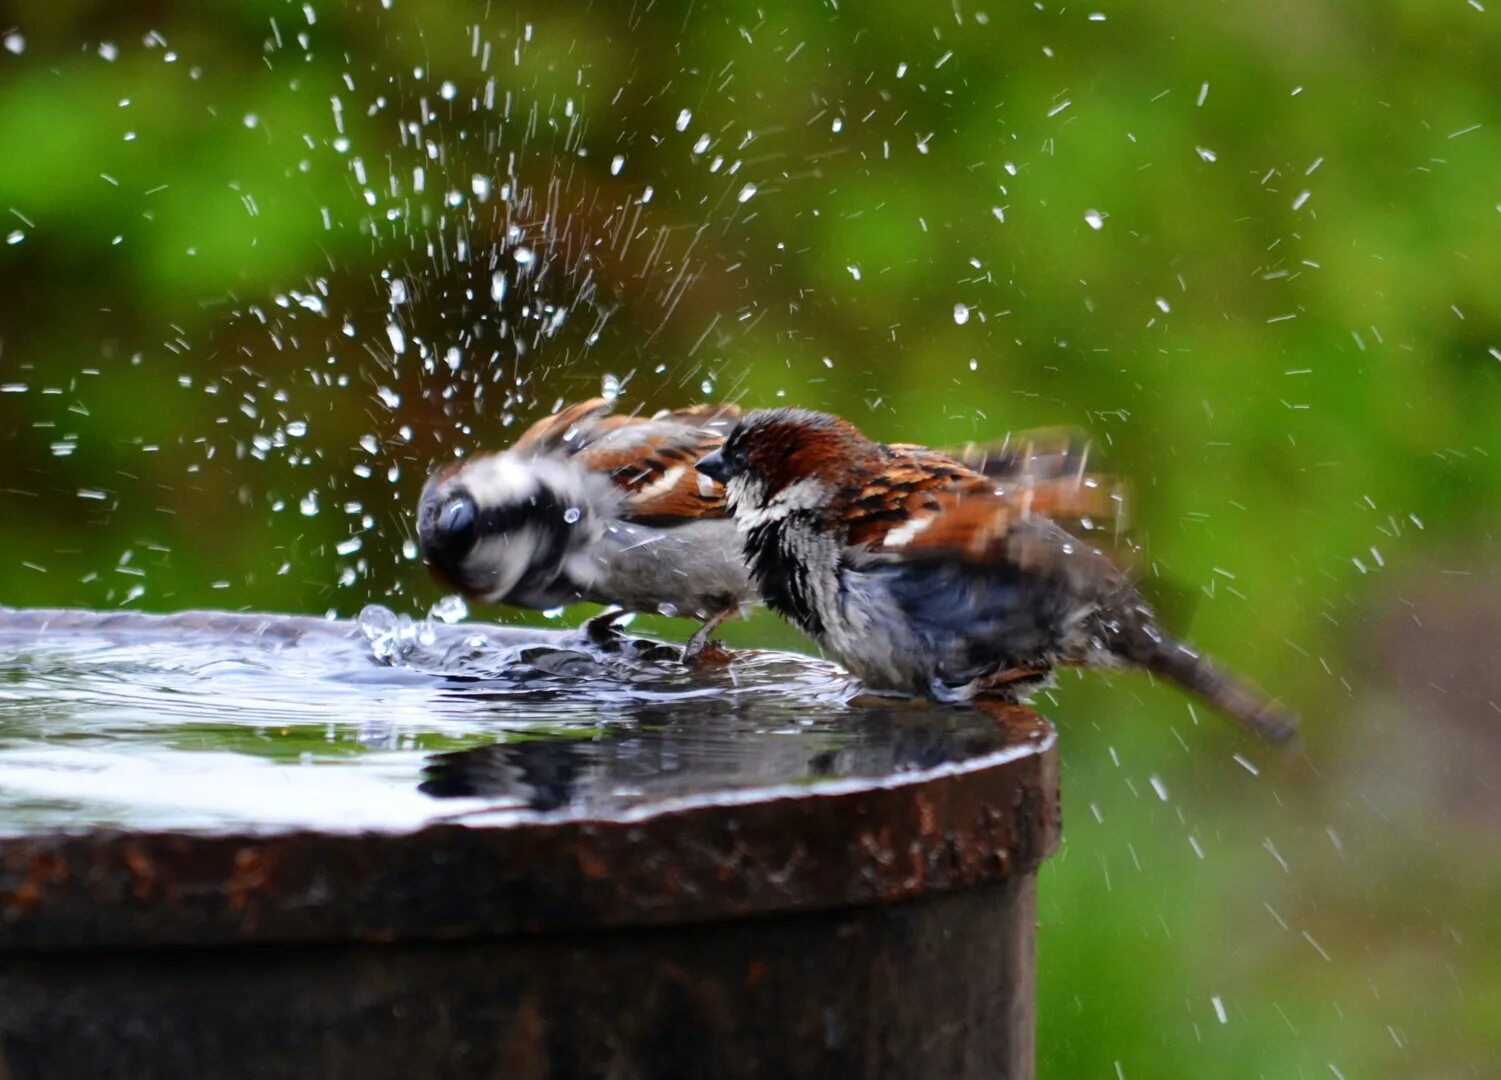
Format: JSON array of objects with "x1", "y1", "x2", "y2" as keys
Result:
[{"x1": 1118, "y1": 627, "x2": 1300, "y2": 746}]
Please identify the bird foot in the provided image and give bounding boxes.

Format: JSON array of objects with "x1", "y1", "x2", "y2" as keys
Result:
[
  {"x1": 682, "y1": 639, "x2": 734, "y2": 667},
  {"x1": 584, "y1": 610, "x2": 628, "y2": 645}
]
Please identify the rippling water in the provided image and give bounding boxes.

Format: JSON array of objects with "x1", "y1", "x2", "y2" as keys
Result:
[{"x1": 0, "y1": 607, "x2": 1044, "y2": 835}]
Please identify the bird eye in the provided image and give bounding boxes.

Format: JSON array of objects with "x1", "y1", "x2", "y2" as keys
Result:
[
  {"x1": 424, "y1": 493, "x2": 478, "y2": 556},
  {"x1": 442, "y1": 495, "x2": 476, "y2": 536},
  {"x1": 730, "y1": 447, "x2": 750, "y2": 473}
]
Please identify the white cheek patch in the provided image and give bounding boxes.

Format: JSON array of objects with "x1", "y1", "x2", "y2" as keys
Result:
[
  {"x1": 724, "y1": 475, "x2": 761, "y2": 510},
  {"x1": 457, "y1": 454, "x2": 537, "y2": 509},
  {"x1": 772, "y1": 477, "x2": 828, "y2": 512},
  {"x1": 468, "y1": 529, "x2": 543, "y2": 602},
  {"x1": 882, "y1": 514, "x2": 935, "y2": 548},
  {"x1": 730, "y1": 476, "x2": 826, "y2": 530}
]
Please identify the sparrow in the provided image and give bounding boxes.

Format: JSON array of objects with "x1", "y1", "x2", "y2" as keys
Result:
[
  {"x1": 696, "y1": 408, "x2": 1297, "y2": 744},
  {"x1": 417, "y1": 398, "x2": 754, "y2": 662}
]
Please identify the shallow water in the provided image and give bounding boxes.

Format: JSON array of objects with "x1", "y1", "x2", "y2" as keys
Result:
[{"x1": 0, "y1": 607, "x2": 1042, "y2": 835}]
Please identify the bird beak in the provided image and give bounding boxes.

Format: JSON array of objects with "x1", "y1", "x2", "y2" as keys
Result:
[{"x1": 696, "y1": 449, "x2": 729, "y2": 484}]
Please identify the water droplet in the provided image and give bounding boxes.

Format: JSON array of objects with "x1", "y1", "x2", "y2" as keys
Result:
[
  {"x1": 439, "y1": 80, "x2": 457, "y2": 101},
  {"x1": 563, "y1": 507, "x2": 582, "y2": 524},
  {"x1": 953, "y1": 303, "x2": 971, "y2": 325},
  {"x1": 675, "y1": 108, "x2": 692, "y2": 132},
  {"x1": 357, "y1": 604, "x2": 399, "y2": 662},
  {"x1": 737, "y1": 182, "x2": 758, "y2": 203},
  {"x1": 471, "y1": 174, "x2": 492, "y2": 200},
  {"x1": 429, "y1": 594, "x2": 468, "y2": 624},
  {"x1": 847, "y1": 264, "x2": 862, "y2": 281},
  {"x1": 336, "y1": 536, "x2": 363, "y2": 556},
  {"x1": 1196, "y1": 146, "x2": 1218, "y2": 162},
  {"x1": 610, "y1": 154, "x2": 625, "y2": 175},
  {"x1": 299, "y1": 492, "x2": 320, "y2": 517},
  {"x1": 490, "y1": 272, "x2": 507, "y2": 303},
  {"x1": 1084, "y1": 208, "x2": 1105, "y2": 230},
  {"x1": 601, "y1": 373, "x2": 623, "y2": 400},
  {"x1": 513, "y1": 246, "x2": 534, "y2": 265}
]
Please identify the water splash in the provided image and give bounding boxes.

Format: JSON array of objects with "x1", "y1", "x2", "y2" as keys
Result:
[{"x1": 0, "y1": 608, "x2": 1037, "y2": 833}]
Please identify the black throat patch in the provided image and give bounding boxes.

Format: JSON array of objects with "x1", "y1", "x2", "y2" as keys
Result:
[{"x1": 744, "y1": 517, "x2": 825, "y2": 639}]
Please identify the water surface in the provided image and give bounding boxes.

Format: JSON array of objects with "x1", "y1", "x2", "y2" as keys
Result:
[{"x1": 0, "y1": 607, "x2": 1040, "y2": 835}]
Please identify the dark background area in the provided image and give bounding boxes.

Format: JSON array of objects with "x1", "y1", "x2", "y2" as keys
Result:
[{"x1": 1, "y1": 1, "x2": 1498, "y2": 1074}]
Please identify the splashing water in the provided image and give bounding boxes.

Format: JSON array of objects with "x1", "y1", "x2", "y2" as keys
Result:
[{"x1": 0, "y1": 608, "x2": 1040, "y2": 834}]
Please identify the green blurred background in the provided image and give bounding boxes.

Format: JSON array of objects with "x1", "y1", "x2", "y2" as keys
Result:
[{"x1": 2, "y1": 0, "x2": 1499, "y2": 1074}]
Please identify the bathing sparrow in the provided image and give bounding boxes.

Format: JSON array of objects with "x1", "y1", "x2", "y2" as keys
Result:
[
  {"x1": 418, "y1": 398, "x2": 754, "y2": 661},
  {"x1": 696, "y1": 408, "x2": 1296, "y2": 743}
]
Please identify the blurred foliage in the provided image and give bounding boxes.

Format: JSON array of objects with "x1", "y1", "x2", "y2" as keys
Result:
[{"x1": 1, "y1": 0, "x2": 1499, "y2": 1075}]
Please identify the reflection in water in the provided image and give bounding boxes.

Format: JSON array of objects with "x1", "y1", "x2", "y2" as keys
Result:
[
  {"x1": 418, "y1": 704, "x2": 1033, "y2": 815},
  {"x1": 0, "y1": 607, "x2": 1047, "y2": 834}
]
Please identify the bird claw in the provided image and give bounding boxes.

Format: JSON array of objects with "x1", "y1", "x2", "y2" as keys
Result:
[
  {"x1": 682, "y1": 639, "x2": 734, "y2": 667},
  {"x1": 584, "y1": 610, "x2": 628, "y2": 645}
]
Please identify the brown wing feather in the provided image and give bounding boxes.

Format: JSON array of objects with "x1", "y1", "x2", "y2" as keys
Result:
[
  {"x1": 879, "y1": 482, "x2": 1129, "y2": 603},
  {"x1": 507, "y1": 400, "x2": 738, "y2": 522},
  {"x1": 889, "y1": 481, "x2": 1115, "y2": 558},
  {"x1": 510, "y1": 398, "x2": 620, "y2": 454},
  {"x1": 837, "y1": 439, "x2": 1129, "y2": 613},
  {"x1": 841, "y1": 447, "x2": 992, "y2": 549},
  {"x1": 938, "y1": 427, "x2": 1094, "y2": 482}
]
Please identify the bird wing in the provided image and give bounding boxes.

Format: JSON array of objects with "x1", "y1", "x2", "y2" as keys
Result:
[
  {"x1": 842, "y1": 442, "x2": 1124, "y2": 550},
  {"x1": 836, "y1": 439, "x2": 1128, "y2": 605},
  {"x1": 934, "y1": 427, "x2": 1095, "y2": 482},
  {"x1": 510, "y1": 398, "x2": 628, "y2": 454},
  {"x1": 530, "y1": 400, "x2": 740, "y2": 526},
  {"x1": 839, "y1": 446, "x2": 993, "y2": 549}
]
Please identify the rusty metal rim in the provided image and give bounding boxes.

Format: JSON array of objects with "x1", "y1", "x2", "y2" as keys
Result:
[{"x1": 0, "y1": 718, "x2": 1059, "y2": 954}]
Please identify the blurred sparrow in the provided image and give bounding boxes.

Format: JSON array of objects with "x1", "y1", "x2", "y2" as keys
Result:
[
  {"x1": 696, "y1": 408, "x2": 1296, "y2": 743},
  {"x1": 418, "y1": 398, "x2": 753, "y2": 662}
]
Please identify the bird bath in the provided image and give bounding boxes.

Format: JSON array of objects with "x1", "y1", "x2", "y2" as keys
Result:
[{"x1": 0, "y1": 606, "x2": 1059, "y2": 1078}]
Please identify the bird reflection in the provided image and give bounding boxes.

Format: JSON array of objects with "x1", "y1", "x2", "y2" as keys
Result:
[
  {"x1": 418, "y1": 701, "x2": 1034, "y2": 815},
  {"x1": 420, "y1": 737, "x2": 584, "y2": 811}
]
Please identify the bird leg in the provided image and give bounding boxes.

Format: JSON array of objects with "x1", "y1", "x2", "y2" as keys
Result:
[{"x1": 682, "y1": 607, "x2": 736, "y2": 667}]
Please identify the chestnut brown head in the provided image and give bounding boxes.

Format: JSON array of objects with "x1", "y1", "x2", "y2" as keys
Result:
[{"x1": 696, "y1": 408, "x2": 881, "y2": 523}]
